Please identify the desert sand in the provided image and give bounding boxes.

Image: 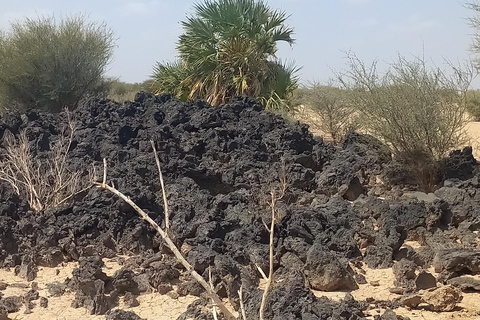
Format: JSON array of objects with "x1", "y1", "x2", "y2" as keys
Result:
[
  {"x1": 466, "y1": 121, "x2": 480, "y2": 159},
  {"x1": 0, "y1": 259, "x2": 197, "y2": 320},
  {"x1": 1, "y1": 253, "x2": 479, "y2": 320}
]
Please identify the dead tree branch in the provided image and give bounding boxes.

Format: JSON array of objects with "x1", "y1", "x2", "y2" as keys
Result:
[
  {"x1": 150, "y1": 140, "x2": 170, "y2": 232},
  {"x1": 95, "y1": 157, "x2": 235, "y2": 320}
]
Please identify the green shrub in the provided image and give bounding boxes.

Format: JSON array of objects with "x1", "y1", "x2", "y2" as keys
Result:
[
  {"x1": 106, "y1": 79, "x2": 150, "y2": 103},
  {"x1": 0, "y1": 14, "x2": 115, "y2": 112},
  {"x1": 466, "y1": 90, "x2": 480, "y2": 121},
  {"x1": 339, "y1": 53, "x2": 474, "y2": 191},
  {"x1": 297, "y1": 83, "x2": 359, "y2": 144}
]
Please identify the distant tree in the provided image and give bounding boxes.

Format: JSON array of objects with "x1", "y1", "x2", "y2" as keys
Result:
[
  {"x1": 466, "y1": 90, "x2": 480, "y2": 120},
  {"x1": 151, "y1": 0, "x2": 299, "y2": 111},
  {"x1": 0, "y1": 14, "x2": 115, "y2": 112},
  {"x1": 297, "y1": 82, "x2": 359, "y2": 144},
  {"x1": 105, "y1": 78, "x2": 151, "y2": 103},
  {"x1": 468, "y1": 2, "x2": 480, "y2": 70}
]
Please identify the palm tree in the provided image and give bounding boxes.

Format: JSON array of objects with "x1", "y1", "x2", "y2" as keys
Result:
[
  {"x1": 151, "y1": 0, "x2": 298, "y2": 109},
  {"x1": 150, "y1": 61, "x2": 191, "y2": 101}
]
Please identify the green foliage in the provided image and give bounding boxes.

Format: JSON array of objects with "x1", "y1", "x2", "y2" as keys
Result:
[
  {"x1": 339, "y1": 53, "x2": 473, "y2": 160},
  {"x1": 468, "y1": 2, "x2": 480, "y2": 71},
  {"x1": 339, "y1": 52, "x2": 474, "y2": 191},
  {"x1": 106, "y1": 79, "x2": 150, "y2": 103},
  {"x1": 260, "y1": 60, "x2": 300, "y2": 112},
  {"x1": 466, "y1": 90, "x2": 480, "y2": 121},
  {"x1": 150, "y1": 61, "x2": 191, "y2": 101},
  {"x1": 151, "y1": 0, "x2": 299, "y2": 111},
  {"x1": 0, "y1": 14, "x2": 115, "y2": 112},
  {"x1": 296, "y1": 83, "x2": 358, "y2": 144}
]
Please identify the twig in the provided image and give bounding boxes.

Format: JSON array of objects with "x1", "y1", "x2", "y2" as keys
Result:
[
  {"x1": 96, "y1": 159, "x2": 235, "y2": 320},
  {"x1": 238, "y1": 285, "x2": 247, "y2": 320},
  {"x1": 103, "y1": 158, "x2": 107, "y2": 186},
  {"x1": 150, "y1": 140, "x2": 169, "y2": 232},
  {"x1": 259, "y1": 190, "x2": 276, "y2": 320},
  {"x1": 209, "y1": 266, "x2": 218, "y2": 320},
  {"x1": 255, "y1": 263, "x2": 268, "y2": 281},
  {"x1": 0, "y1": 112, "x2": 90, "y2": 212}
]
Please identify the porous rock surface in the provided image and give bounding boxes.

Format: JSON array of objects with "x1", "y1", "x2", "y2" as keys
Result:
[{"x1": 0, "y1": 93, "x2": 479, "y2": 318}]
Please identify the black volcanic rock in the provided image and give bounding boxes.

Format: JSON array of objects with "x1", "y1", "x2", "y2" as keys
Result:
[{"x1": 0, "y1": 93, "x2": 478, "y2": 317}]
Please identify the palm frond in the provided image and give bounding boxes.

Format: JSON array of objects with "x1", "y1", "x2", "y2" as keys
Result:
[
  {"x1": 150, "y1": 60, "x2": 190, "y2": 100},
  {"x1": 261, "y1": 59, "x2": 300, "y2": 111}
]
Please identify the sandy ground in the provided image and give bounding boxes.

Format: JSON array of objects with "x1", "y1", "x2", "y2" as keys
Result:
[
  {"x1": 0, "y1": 258, "x2": 197, "y2": 320},
  {"x1": 466, "y1": 121, "x2": 480, "y2": 159},
  {"x1": 315, "y1": 269, "x2": 480, "y2": 320},
  {"x1": 1, "y1": 250, "x2": 478, "y2": 320}
]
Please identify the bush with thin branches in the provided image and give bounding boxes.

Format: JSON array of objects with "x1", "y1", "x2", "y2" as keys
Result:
[
  {"x1": 466, "y1": 90, "x2": 480, "y2": 120},
  {"x1": 338, "y1": 53, "x2": 474, "y2": 190},
  {"x1": 296, "y1": 83, "x2": 359, "y2": 144},
  {"x1": 0, "y1": 110, "x2": 92, "y2": 211},
  {"x1": 105, "y1": 79, "x2": 151, "y2": 103},
  {"x1": 96, "y1": 146, "x2": 291, "y2": 320},
  {"x1": 0, "y1": 14, "x2": 115, "y2": 112}
]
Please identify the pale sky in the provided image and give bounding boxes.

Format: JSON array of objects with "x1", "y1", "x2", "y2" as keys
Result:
[{"x1": 1, "y1": 0, "x2": 479, "y2": 87}]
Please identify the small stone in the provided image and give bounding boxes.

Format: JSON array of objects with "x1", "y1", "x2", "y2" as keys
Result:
[
  {"x1": 422, "y1": 285, "x2": 462, "y2": 312},
  {"x1": 389, "y1": 287, "x2": 405, "y2": 295},
  {"x1": 157, "y1": 283, "x2": 173, "y2": 295},
  {"x1": 167, "y1": 291, "x2": 179, "y2": 300},
  {"x1": 398, "y1": 294, "x2": 422, "y2": 309},
  {"x1": 46, "y1": 282, "x2": 66, "y2": 297},
  {"x1": 304, "y1": 244, "x2": 358, "y2": 291},
  {"x1": 370, "y1": 280, "x2": 380, "y2": 287},
  {"x1": 123, "y1": 292, "x2": 139, "y2": 308},
  {"x1": 397, "y1": 285, "x2": 463, "y2": 312},
  {"x1": 377, "y1": 309, "x2": 406, "y2": 320},
  {"x1": 447, "y1": 276, "x2": 480, "y2": 292},
  {"x1": 0, "y1": 296, "x2": 23, "y2": 313},
  {"x1": 0, "y1": 306, "x2": 8, "y2": 320},
  {"x1": 15, "y1": 257, "x2": 38, "y2": 282},
  {"x1": 40, "y1": 297, "x2": 48, "y2": 308},
  {"x1": 106, "y1": 309, "x2": 146, "y2": 320},
  {"x1": 24, "y1": 289, "x2": 39, "y2": 302},
  {"x1": 415, "y1": 271, "x2": 436, "y2": 290},
  {"x1": 355, "y1": 274, "x2": 367, "y2": 284},
  {"x1": 31, "y1": 282, "x2": 38, "y2": 291},
  {"x1": 176, "y1": 284, "x2": 188, "y2": 297},
  {"x1": 393, "y1": 259, "x2": 416, "y2": 289}
]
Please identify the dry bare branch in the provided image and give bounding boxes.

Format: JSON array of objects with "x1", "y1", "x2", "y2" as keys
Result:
[
  {"x1": 259, "y1": 190, "x2": 277, "y2": 320},
  {"x1": 103, "y1": 158, "x2": 107, "y2": 186},
  {"x1": 238, "y1": 285, "x2": 247, "y2": 320},
  {"x1": 150, "y1": 140, "x2": 170, "y2": 232},
  {"x1": 257, "y1": 158, "x2": 288, "y2": 320},
  {"x1": 95, "y1": 157, "x2": 236, "y2": 320},
  {"x1": 255, "y1": 263, "x2": 268, "y2": 281},
  {"x1": 0, "y1": 109, "x2": 92, "y2": 211},
  {"x1": 209, "y1": 266, "x2": 218, "y2": 320}
]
